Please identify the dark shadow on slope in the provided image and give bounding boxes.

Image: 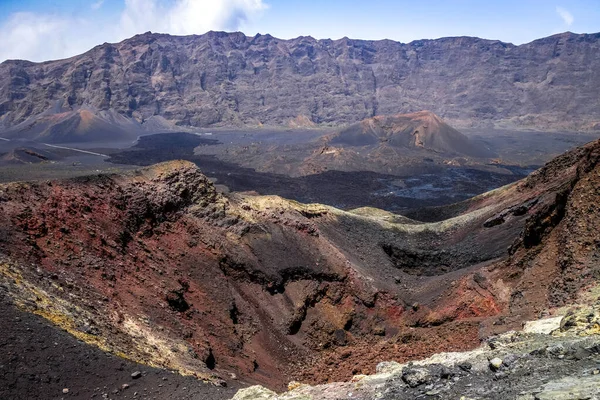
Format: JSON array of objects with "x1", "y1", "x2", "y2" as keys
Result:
[{"x1": 0, "y1": 293, "x2": 239, "y2": 400}]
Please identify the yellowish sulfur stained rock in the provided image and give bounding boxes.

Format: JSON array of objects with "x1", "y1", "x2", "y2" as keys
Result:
[{"x1": 232, "y1": 386, "x2": 278, "y2": 400}]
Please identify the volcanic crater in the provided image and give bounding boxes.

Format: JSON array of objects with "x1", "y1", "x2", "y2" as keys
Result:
[{"x1": 1, "y1": 136, "x2": 600, "y2": 396}]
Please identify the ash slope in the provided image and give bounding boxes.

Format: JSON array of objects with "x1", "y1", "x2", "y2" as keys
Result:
[
  {"x1": 3, "y1": 108, "x2": 140, "y2": 144},
  {"x1": 1, "y1": 31, "x2": 600, "y2": 135},
  {"x1": 0, "y1": 146, "x2": 58, "y2": 165},
  {"x1": 0, "y1": 294, "x2": 238, "y2": 400},
  {"x1": 0, "y1": 137, "x2": 599, "y2": 393}
]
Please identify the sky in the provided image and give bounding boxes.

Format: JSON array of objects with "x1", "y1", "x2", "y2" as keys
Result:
[{"x1": 0, "y1": 0, "x2": 599, "y2": 62}]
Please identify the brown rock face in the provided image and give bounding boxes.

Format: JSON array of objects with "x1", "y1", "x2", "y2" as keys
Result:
[
  {"x1": 1, "y1": 31, "x2": 600, "y2": 137},
  {"x1": 1, "y1": 138, "x2": 600, "y2": 389}
]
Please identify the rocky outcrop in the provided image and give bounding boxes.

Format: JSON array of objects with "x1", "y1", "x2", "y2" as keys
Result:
[{"x1": 1, "y1": 31, "x2": 600, "y2": 137}]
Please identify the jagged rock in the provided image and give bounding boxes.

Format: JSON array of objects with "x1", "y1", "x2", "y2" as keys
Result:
[
  {"x1": 131, "y1": 371, "x2": 142, "y2": 379},
  {"x1": 458, "y1": 362, "x2": 472, "y2": 372},
  {"x1": 523, "y1": 316, "x2": 562, "y2": 334},
  {"x1": 372, "y1": 325, "x2": 386, "y2": 336},
  {"x1": 402, "y1": 367, "x2": 431, "y2": 387},
  {"x1": 165, "y1": 289, "x2": 190, "y2": 312},
  {"x1": 546, "y1": 345, "x2": 565, "y2": 357},
  {"x1": 376, "y1": 361, "x2": 402, "y2": 374},
  {"x1": 502, "y1": 354, "x2": 520, "y2": 368},
  {"x1": 489, "y1": 357, "x2": 503, "y2": 371},
  {"x1": 351, "y1": 374, "x2": 367, "y2": 382},
  {"x1": 483, "y1": 214, "x2": 506, "y2": 228},
  {"x1": 557, "y1": 306, "x2": 600, "y2": 336}
]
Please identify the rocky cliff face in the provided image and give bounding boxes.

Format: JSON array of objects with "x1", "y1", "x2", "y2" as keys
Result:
[{"x1": 1, "y1": 31, "x2": 600, "y2": 134}]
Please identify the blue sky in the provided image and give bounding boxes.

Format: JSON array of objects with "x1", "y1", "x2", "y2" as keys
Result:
[{"x1": 0, "y1": 0, "x2": 599, "y2": 62}]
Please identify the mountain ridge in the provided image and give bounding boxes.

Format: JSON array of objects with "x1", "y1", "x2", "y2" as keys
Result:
[
  {"x1": 2, "y1": 30, "x2": 592, "y2": 65},
  {"x1": 1, "y1": 30, "x2": 600, "y2": 134}
]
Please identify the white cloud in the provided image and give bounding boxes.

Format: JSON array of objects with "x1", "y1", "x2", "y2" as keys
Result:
[
  {"x1": 91, "y1": 0, "x2": 105, "y2": 10},
  {"x1": 119, "y1": 0, "x2": 267, "y2": 38},
  {"x1": 0, "y1": 12, "x2": 72, "y2": 62},
  {"x1": 0, "y1": 0, "x2": 268, "y2": 62},
  {"x1": 556, "y1": 6, "x2": 574, "y2": 26}
]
